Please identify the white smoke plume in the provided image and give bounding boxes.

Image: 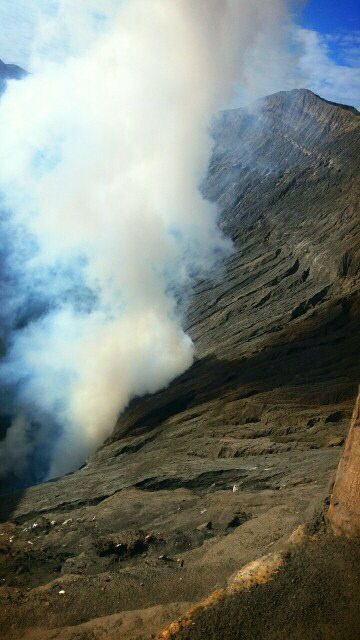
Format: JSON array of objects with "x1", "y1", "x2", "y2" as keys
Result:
[{"x1": 0, "y1": 0, "x2": 294, "y2": 482}]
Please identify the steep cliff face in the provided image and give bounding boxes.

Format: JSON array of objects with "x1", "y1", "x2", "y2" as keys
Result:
[
  {"x1": 0, "y1": 89, "x2": 359, "y2": 640},
  {"x1": 113, "y1": 88, "x2": 360, "y2": 446},
  {"x1": 329, "y1": 388, "x2": 360, "y2": 537}
]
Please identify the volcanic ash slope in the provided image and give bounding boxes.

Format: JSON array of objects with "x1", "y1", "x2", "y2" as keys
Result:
[{"x1": 0, "y1": 88, "x2": 360, "y2": 640}]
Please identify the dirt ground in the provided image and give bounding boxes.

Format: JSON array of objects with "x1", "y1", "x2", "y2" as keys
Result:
[{"x1": 168, "y1": 534, "x2": 360, "y2": 640}]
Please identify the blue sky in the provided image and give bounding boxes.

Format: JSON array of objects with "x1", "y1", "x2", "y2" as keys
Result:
[
  {"x1": 302, "y1": 0, "x2": 360, "y2": 35},
  {"x1": 0, "y1": 1, "x2": 36, "y2": 66},
  {"x1": 301, "y1": 0, "x2": 360, "y2": 68},
  {"x1": 294, "y1": 0, "x2": 360, "y2": 106}
]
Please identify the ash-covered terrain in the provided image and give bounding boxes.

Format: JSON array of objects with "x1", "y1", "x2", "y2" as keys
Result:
[{"x1": 0, "y1": 88, "x2": 359, "y2": 640}]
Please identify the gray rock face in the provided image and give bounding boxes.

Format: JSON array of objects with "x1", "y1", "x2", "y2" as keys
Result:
[{"x1": 0, "y1": 89, "x2": 359, "y2": 639}]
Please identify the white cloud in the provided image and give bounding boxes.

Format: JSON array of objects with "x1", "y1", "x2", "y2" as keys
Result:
[
  {"x1": 0, "y1": 0, "x2": 119, "y2": 68},
  {"x1": 0, "y1": 0, "x2": 295, "y2": 480},
  {"x1": 0, "y1": 2, "x2": 359, "y2": 110},
  {"x1": 296, "y1": 28, "x2": 360, "y2": 109}
]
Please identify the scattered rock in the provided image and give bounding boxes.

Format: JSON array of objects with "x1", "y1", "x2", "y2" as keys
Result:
[
  {"x1": 94, "y1": 530, "x2": 146, "y2": 558},
  {"x1": 325, "y1": 412, "x2": 344, "y2": 424},
  {"x1": 328, "y1": 436, "x2": 345, "y2": 448},
  {"x1": 227, "y1": 512, "x2": 251, "y2": 529},
  {"x1": 158, "y1": 554, "x2": 172, "y2": 561},
  {"x1": 307, "y1": 418, "x2": 319, "y2": 429},
  {"x1": 144, "y1": 533, "x2": 157, "y2": 544}
]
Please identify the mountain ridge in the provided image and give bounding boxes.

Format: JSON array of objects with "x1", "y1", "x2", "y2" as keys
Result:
[{"x1": 0, "y1": 59, "x2": 26, "y2": 91}]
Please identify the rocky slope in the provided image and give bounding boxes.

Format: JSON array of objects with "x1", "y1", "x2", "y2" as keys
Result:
[{"x1": 0, "y1": 88, "x2": 359, "y2": 639}]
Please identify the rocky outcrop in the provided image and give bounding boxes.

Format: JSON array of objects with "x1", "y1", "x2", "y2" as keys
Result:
[
  {"x1": 329, "y1": 388, "x2": 360, "y2": 537},
  {"x1": 0, "y1": 89, "x2": 359, "y2": 639},
  {"x1": 0, "y1": 59, "x2": 26, "y2": 93}
]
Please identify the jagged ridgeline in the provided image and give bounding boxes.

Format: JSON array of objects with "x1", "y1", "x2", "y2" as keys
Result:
[{"x1": 0, "y1": 88, "x2": 359, "y2": 639}]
